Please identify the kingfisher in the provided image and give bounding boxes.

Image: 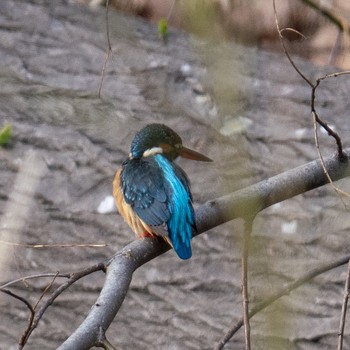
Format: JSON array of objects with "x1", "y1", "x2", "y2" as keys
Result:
[{"x1": 113, "y1": 123, "x2": 212, "y2": 260}]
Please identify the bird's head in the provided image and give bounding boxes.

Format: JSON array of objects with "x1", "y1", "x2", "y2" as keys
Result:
[{"x1": 129, "y1": 123, "x2": 212, "y2": 162}]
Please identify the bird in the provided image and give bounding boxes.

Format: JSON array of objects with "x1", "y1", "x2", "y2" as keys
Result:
[{"x1": 113, "y1": 123, "x2": 212, "y2": 260}]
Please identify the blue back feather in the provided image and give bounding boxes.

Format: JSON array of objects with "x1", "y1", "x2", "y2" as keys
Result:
[{"x1": 154, "y1": 155, "x2": 194, "y2": 259}]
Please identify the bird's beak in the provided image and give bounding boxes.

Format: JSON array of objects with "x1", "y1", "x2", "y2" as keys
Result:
[{"x1": 179, "y1": 146, "x2": 213, "y2": 162}]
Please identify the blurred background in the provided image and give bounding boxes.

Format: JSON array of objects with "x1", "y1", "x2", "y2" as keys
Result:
[{"x1": 78, "y1": 0, "x2": 350, "y2": 68}]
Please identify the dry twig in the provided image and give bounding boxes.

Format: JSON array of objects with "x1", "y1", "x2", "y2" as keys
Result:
[
  {"x1": 299, "y1": 0, "x2": 350, "y2": 35},
  {"x1": 0, "y1": 273, "x2": 69, "y2": 290},
  {"x1": 241, "y1": 220, "x2": 253, "y2": 350},
  {"x1": 0, "y1": 289, "x2": 35, "y2": 347},
  {"x1": 0, "y1": 240, "x2": 106, "y2": 248},
  {"x1": 98, "y1": 0, "x2": 112, "y2": 97},
  {"x1": 16, "y1": 262, "x2": 106, "y2": 349},
  {"x1": 337, "y1": 259, "x2": 350, "y2": 350},
  {"x1": 273, "y1": 0, "x2": 350, "y2": 200}
]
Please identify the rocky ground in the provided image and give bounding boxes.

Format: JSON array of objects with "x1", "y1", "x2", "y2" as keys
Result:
[{"x1": 1, "y1": 1, "x2": 350, "y2": 349}]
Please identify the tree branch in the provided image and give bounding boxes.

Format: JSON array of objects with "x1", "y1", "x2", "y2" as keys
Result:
[
  {"x1": 337, "y1": 259, "x2": 350, "y2": 350},
  {"x1": 58, "y1": 149, "x2": 350, "y2": 349}
]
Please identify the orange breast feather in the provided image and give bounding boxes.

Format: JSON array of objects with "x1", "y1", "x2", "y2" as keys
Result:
[{"x1": 113, "y1": 168, "x2": 156, "y2": 238}]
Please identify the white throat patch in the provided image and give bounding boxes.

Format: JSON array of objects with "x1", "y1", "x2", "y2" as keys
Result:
[{"x1": 143, "y1": 147, "x2": 163, "y2": 158}]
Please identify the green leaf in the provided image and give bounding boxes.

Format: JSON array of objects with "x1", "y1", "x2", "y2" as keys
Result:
[
  {"x1": 158, "y1": 18, "x2": 168, "y2": 40},
  {"x1": 0, "y1": 123, "x2": 12, "y2": 146}
]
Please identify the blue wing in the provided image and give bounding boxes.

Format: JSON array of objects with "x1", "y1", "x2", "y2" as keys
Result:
[
  {"x1": 121, "y1": 158, "x2": 169, "y2": 226},
  {"x1": 121, "y1": 155, "x2": 195, "y2": 260},
  {"x1": 154, "y1": 154, "x2": 195, "y2": 259}
]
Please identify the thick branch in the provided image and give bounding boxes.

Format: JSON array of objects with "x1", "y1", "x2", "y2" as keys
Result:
[{"x1": 59, "y1": 149, "x2": 350, "y2": 350}]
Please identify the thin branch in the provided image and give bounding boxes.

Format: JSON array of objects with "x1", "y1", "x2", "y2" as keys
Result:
[
  {"x1": 0, "y1": 240, "x2": 106, "y2": 248},
  {"x1": 33, "y1": 272, "x2": 59, "y2": 311},
  {"x1": 273, "y1": 0, "x2": 348, "y2": 183},
  {"x1": 273, "y1": 0, "x2": 313, "y2": 87},
  {"x1": 98, "y1": 0, "x2": 112, "y2": 98},
  {"x1": 280, "y1": 27, "x2": 306, "y2": 40},
  {"x1": 312, "y1": 111, "x2": 349, "y2": 202},
  {"x1": 215, "y1": 253, "x2": 350, "y2": 350},
  {"x1": 318, "y1": 70, "x2": 350, "y2": 81},
  {"x1": 301, "y1": 0, "x2": 350, "y2": 67},
  {"x1": 299, "y1": 0, "x2": 350, "y2": 34},
  {"x1": 0, "y1": 273, "x2": 70, "y2": 290},
  {"x1": 311, "y1": 78, "x2": 347, "y2": 160},
  {"x1": 59, "y1": 149, "x2": 350, "y2": 350},
  {"x1": 0, "y1": 289, "x2": 36, "y2": 347},
  {"x1": 1, "y1": 288, "x2": 35, "y2": 317},
  {"x1": 242, "y1": 220, "x2": 253, "y2": 350},
  {"x1": 337, "y1": 259, "x2": 350, "y2": 350},
  {"x1": 18, "y1": 262, "x2": 106, "y2": 349}
]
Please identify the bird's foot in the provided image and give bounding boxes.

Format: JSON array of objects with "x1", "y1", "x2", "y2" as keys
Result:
[{"x1": 138, "y1": 231, "x2": 157, "y2": 239}]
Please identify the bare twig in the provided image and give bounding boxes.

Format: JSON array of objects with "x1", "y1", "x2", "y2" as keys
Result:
[
  {"x1": 312, "y1": 111, "x2": 349, "y2": 202},
  {"x1": 18, "y1": 262, "x2": 106, "y2": 349},
  {"x1": 0, "y1": 273, "x2": 69, "y2": 290},
  {"x1": 215, "y1": 253, "x2": 350, "y2": 350},
  {"x1": 241, "y1": 220, "x2": 253, "y2": 350},
  {"x1": 98, "y1": 0, "x2": 112, "y2": 97},
  {"x1": 337, "y1": 259, "x2": 350, "y2": 350},
  {"x1": 0, "y1": 240, "x2": 106, "y2": 248},
  {"x1": 318, "y1": 70, "x2": 350, "y2": 81},
  {"x1": 0, "y1": 288, "x2": 35, "y2": 319},
  {"x1": 273, "y1": 0, "x2": 313, "y2": 87},
  {"x1": 311, "y1": 77, "x2": 347, "y2": 160},
  {"x1": 299, "y1": 0, "x2": 350, "y2": 35},
  {"x1": 280, "y1": 27, "x2": 306, "y2": 40},
  {"x1": 0, "y1": 289, "x2": 36, "y2": 347},
  {"x1": 33, "y1": 272, "x2": 59, "y2": 311},
  {"x1": 304, "y1": 0, "x2": 350, "y2": 66},
  {"x1": 273, "y1": 0, "x2": 348, "y2": 195}
]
